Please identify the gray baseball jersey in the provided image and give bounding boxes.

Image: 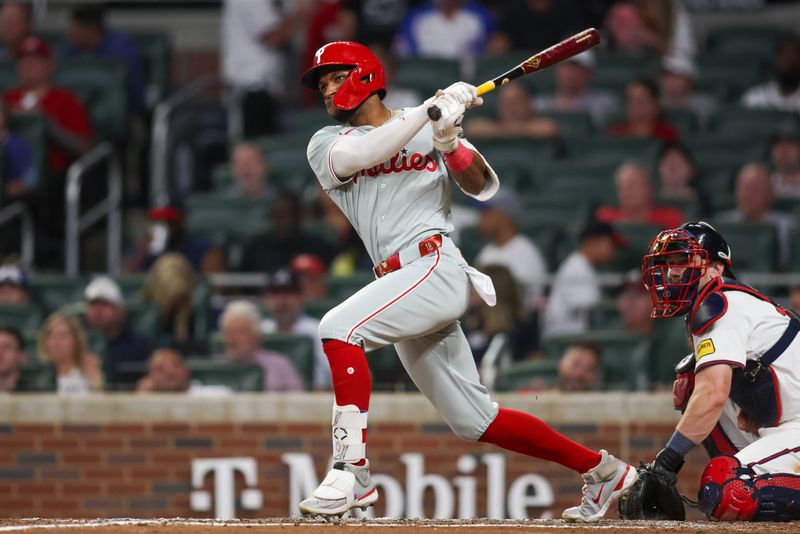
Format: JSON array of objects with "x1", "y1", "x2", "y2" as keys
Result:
[
  {"x1": 308, "y1": 109, "x2": 487, "y2": 264},
  {"x1": 307, "y1": 109, "x2": 500, "y2": 440}
]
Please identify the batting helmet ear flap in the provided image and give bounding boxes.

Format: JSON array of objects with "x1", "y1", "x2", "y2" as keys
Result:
[{"x1": 331, "y1": 60, "x2": 387, "y2": 110}]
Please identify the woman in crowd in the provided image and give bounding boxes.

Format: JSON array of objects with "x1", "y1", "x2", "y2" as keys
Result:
[{"x1": 37, "y1": 312, "x2": 102, "y2": 394}]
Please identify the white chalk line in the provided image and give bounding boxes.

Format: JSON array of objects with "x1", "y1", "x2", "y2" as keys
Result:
[{"x1": 0, "y1": 518, "x2": 705, "y2": 531}]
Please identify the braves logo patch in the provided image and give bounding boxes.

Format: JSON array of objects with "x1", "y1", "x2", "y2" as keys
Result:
[{"x1": 696, "y1": 339, "x2": 716, "y2": 361}]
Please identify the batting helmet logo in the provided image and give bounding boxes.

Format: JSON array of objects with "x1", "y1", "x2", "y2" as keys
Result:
[{"x1": 301, "y1": 41, "x2": 386, "y2": 111}]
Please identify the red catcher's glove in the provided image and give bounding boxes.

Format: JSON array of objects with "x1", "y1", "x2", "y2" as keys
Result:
[{"x1": 672, "y1": 353, "x2": 695, "y2": 411}]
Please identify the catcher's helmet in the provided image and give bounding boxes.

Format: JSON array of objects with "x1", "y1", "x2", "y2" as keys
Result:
[
  {"x1": 301, "y1": 41, "x2": 386, "y2": 111},
  {"x1": 641, "y1": 221, "x2": 731, "y2": 318}
]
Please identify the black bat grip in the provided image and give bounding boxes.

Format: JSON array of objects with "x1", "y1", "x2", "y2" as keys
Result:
[{"x1": 427, "y1": 104, "x2": 442, "y2": 121}]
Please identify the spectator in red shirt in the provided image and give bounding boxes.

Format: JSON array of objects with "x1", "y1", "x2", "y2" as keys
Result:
[
  {"x1": 607, "y1": 77, "x2": 679, "y2": 143},
  {"x1": 3, "y1": 36, "x2": 93, "y2": 178},
  {"x1": 595, "y1": 161, "x2": 684, "y2": 229}
]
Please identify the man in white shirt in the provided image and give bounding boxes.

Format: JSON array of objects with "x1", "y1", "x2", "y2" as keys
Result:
[
  {"x1": 741, "y1": 37, "x2": 800, "y2": 113},
  {"x1": 260, "y1": 269, "x2": 332, "y2": 389},
  {"x1": 543, "y1": 220, "x2": 627, "y2": 339},
  {"x1": 221, "y1": 0, "x2": 303, "y2": 136},
  {"x1": 475, "y1": 188, "x2": 547, "y2": 312}
]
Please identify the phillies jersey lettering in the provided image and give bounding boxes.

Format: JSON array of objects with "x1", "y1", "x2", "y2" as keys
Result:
[{"x1": 307, "y1": 109, "x2": 455, "y2": 264}]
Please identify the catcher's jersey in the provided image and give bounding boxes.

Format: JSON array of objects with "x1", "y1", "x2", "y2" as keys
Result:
[
  {"x1": 308, "y1": 109, "x2": 464, "y2": 264},
  {"x1": 691, "y1": 290, "x2": 800, "y2": 425}
]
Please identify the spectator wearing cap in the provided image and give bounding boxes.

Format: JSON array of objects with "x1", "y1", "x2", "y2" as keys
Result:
[
  {"x1": 125, "y1": 198, "x2": 225, "y2": 275},
  {"x1": 464, "y1": 83, "x2": 559, "y2": 141},
  {"x1": 542, "y1": 219, "x2": 627, "y2": 339},
  {"x1": 260, "y1": 269, "x2": 331, "y2": 390},
  {"x1": 0, "y1": 264, "x2": 32, "y2": 305},
  {"x1": 532, "y1": 49, "x2": 618, "y2": 127},
  {"x1": 742, "y1": 37, "x2": 800, "y2": 113},
  {"x1": 608, "y1": 77, "x2": 680, "y2": 143},
  {"x1": 717, "y1": 163, "x2": 792, "y2": 270},
  {"x1": 3, "y1": 36, "x2": 93, "y2": 178},
  {"x1": 0, "y1": 325, "x2": 27, "y2": 393},
  {"x1": 240, "y1": 192, "x2": 337, "y2": 274},
  {"x1": 83, "y1": 276, "x2": 152, "y2": 388},
  {"x1": 226, "y1": 141, "x2": 274, "y2": 202},
  {"x1": 660, "y1": 55, "x2": 716, "y2": 127},
  {"x1": 65, "y1": 3, "x2": 144, "y2": 114},
  {"x1": 0, "y1": 1, "x2": 32, "y2": 60},
  {"x1": 474, "y1": 188, "x2": 547, "y2": 312},
  {"x1": 768, "y1": 127, "x2": 800, "y2": 199},
  {"x1": 219, "y1": 300, "x2": 302, "y2": 392},
  {"x1": 596, "y1": 161, "x2": 684, "y2": 229},
  {"x1": 290, "y1": 254, "x2": 329, "y2": 302}
]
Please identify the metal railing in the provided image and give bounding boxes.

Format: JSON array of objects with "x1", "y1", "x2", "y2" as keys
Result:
[
  {"x1": 0, "y1": 201, "x2": 35, "y2": 268},
  {"x1": 150, "y1": 75, "x2": 216, "y2": 203},
  {"x1": 65, "y1": 142, "x2": 122, "y2": 277}
]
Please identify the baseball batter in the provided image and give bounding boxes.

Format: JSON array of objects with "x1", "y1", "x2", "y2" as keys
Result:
[
  {"x1": 634, "y1": 221, "x2": 800, "y2": 521},
  {"x1": 297, "y1": 41, "x2": 637, "y2": 521}
]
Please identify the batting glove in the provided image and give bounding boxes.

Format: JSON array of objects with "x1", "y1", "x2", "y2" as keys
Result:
[
  {"x1": 431, "y1": 92, "x2": 465, "y2": 153},
  {"x1": 439, "y1": 81, "x2": 484, "y2": 109}
]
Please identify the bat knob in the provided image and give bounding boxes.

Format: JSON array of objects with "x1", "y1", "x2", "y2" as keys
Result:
[{"x1": 427, "y1": 104, "x2": 441, "y2": 121}]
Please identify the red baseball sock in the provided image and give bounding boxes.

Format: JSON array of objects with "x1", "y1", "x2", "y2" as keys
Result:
[
  {"x1": 323, "y1": 339, "x2": 372, "y2": 454},
  {"x1": 323, "y1": 339, "x2": 371, "y2": 409},
  {"x1": 480, "y1": 407, "x2": 601, "y2": 474}
]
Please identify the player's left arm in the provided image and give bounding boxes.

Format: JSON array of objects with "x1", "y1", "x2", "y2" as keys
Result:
[
  {"x1": 676, "y1": 363, "x2": 732, "y2": 444},
  {"x1": 432, "y1": 85, "x2": 499, "y2": 200}
]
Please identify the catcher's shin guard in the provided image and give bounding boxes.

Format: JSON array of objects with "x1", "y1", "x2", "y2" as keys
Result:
[
  {"x1": 699, "y1": 455, "x2": 800, "y2": 521},
  {"x1": 698, "y1": 456, "x2": 758, "y2": 521}
]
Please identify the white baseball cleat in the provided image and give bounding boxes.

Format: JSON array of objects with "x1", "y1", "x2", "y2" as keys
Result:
[
  {"x1": 561, "y1": 449, "x2": 638, "y2": 523},
  {"x1": 298, "y1": 460, "x2": 378, "y2": 518}
]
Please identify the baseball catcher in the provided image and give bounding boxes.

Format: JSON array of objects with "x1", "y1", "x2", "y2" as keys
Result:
[{"x1": 620, "y1": 221, "x2": 800, "y2": 522}]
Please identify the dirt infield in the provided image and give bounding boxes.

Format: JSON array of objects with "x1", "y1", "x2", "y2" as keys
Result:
[{"x1": 1, "y1": 518, "x2": 800, "y2": 533}]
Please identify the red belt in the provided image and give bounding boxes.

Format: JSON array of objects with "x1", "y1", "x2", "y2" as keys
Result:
[{"x1": 373, "y1": 235, "x2": 443, "y2": 278}]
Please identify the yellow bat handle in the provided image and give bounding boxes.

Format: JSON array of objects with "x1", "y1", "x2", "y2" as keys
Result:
[{"x1": 475, "y1": 80, "x2": 497, "y2": 96}]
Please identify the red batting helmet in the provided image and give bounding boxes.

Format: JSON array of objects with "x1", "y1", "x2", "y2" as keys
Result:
[{"x1": 301, "y1": 41, "x2": 386, "y2": 111}]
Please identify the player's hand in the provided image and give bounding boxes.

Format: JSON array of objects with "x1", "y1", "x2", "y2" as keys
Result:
[
  {"x1": 431, "y1": 92, "x2": 465, "y2": 153},
  {"x1": 438, "y1": 82, "x2": 483, "y2": 109},
  {"x1": 736, "y1": 409, "x2": 760, "y2": 434}
]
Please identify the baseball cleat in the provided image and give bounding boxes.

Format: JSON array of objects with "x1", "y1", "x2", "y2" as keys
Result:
[
  {"x1": 561, "y1": 449, "x2": 638, "y2": 523},
  {"x1": 299, "y1": 460, "x2": 378, "y2": 518}
]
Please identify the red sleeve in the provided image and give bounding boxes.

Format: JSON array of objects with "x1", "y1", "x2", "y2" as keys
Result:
[
  {"x1": 607, "y1": 122, "x2": 628, "y2": 137},
  {"x1": 650, "y1": 206, "x2": 685, "y2": 229},
  {"x1": 595, "y1": 205, "x2": 621, "y2": 224},
  {"x1": 57, "y1": 90, "x2": 93, "y2": 140},
  {"x1": 656, "y1": 123, "x2": 680, "y2": 143}
]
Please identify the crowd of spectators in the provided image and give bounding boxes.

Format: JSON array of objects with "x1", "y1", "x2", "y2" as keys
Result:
[{"x1": 2, "y1": 0, "x2": 800, "y2": 396}]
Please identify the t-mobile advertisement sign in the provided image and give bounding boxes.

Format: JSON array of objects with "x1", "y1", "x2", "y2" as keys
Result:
[{"x1": 191, "y1": 453, "x2": 554, "y2": 520}]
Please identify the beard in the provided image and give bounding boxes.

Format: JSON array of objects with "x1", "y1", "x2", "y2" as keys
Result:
[{"x1": 330, "y1": 105, "x2": 357, "y2": 123}]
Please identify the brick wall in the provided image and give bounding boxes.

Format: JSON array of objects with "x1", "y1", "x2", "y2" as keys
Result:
[{"x1": 0, "y1": 393, "x2": 708, "y2": 519}]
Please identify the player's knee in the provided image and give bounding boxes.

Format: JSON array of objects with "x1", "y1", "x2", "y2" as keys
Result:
[
  {"x1": 442, "y1": 415, "x2": 486, "y2": 442},
  {"x1": 318, "y1": 309, "x2": 346, "y2": 342},
  {"x1": 698, "y1": 455, "x2": 758, "y2": 521}
]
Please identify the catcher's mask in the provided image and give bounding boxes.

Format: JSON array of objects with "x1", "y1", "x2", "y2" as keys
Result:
[
  {"x1": 301, "y1": 41, "x2": 386, "y2": 111},
  {"x1": 642, "y1": 228, "x2": 708, "y2": 318}
]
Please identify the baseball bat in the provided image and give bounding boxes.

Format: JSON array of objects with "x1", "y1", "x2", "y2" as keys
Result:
[{"x1": 426, "y1": 27, "x2": 601, "y2": 121}]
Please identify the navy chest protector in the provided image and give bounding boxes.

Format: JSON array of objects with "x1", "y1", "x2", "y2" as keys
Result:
[{"x1": 688, "y1": 277, "x2": 800, "y2": 428}]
